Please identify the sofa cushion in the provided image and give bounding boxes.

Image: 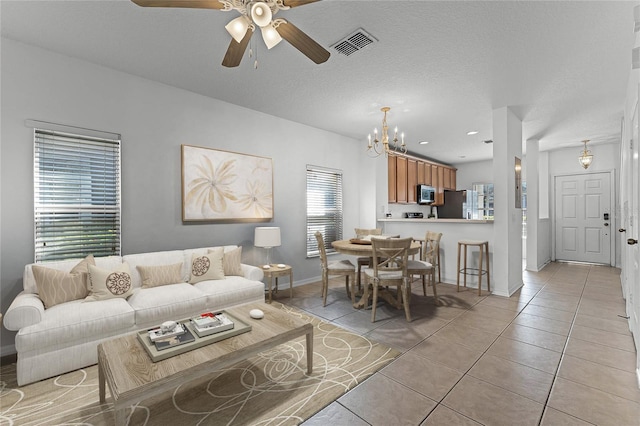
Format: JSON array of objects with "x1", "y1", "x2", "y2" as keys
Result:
[
  {"x1": 86, "y1": 263, "x2": 134, "y2": 301},
  {"x1": 123, "y1": 250, "x2": 185, "y2": 289},
  {"x1": 137, "y1": 263, "x2": 183, "y2": 288},
  {"x1": 189, "y1": 249, "x2": 225, "y2": 284},
  {"x1": 194, "y1": 276, "x2": 265, "y2": 311},
  {"x1": 32, "y1": 255, "x2": 94, "y2": 308},
  {"x1": 23, "y1": 255, "x2": 122, "y2": 294},
  {"x1": 127, "y1": 283, "x2": 208, "y2": 327},
  {"x1": 15, "y1": 298, "x2": 135, "y2": 353},
  {"x1": 219, "y1": 246, "x2": 243, "y2": 276}
]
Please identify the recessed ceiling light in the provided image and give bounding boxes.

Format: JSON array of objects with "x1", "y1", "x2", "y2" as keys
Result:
[
  {"x1": 419, "y1": 141, "x2": 429, "y2": 145},
  {"x1": 467, "y1": 131, "x2": 478, "y2": 136}
]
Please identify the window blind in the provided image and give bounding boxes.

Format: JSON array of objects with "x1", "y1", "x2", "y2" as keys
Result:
[
  {"x1": 34, "y1": 128, "x2": 121, "y2": 262},
  {"x1": 306, "y1": 165, "x2": 343, "y2": 257}
]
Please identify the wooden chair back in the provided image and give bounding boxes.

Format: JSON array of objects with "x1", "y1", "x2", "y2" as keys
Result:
[
  {"x1": 423, "y1": 231, "x2": 443, "y2": 265},
  {"x1": 355, "y1": 228, "x2": 382, "y2": 238},
  {"x1": 314, "y1": 231, "x2": 329, "y2": 269},
  {"x1": 370, "y1": 237, "x2": 413, "y2": 280}
]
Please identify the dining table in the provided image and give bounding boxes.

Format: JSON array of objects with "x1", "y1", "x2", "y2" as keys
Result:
[{"x1": 331, "y1": 238, "x2": 422, "y2": 309}]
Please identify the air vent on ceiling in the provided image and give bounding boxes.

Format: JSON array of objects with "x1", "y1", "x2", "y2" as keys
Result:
[{"x1": 331, "y1": 28, "x2": 377, "y2": 56}]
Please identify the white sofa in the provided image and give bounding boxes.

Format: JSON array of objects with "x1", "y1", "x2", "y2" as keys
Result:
[{"x1": 3, "y1": 245, "x2": 265, "y2": 386}]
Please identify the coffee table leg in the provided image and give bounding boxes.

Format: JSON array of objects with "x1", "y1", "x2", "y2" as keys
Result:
[
  {"x1": 268, "y1": 276, "x2": 273, "y2": 303},
  {"x1": 114, "y1": 406, "x2": 126, "y2": 426},
  {"x1": 98, "y1": 359, "x2": 106, "y2": 403},
  {"x1": 306, "y1": 329, "x2": 313, "y2": 374}
]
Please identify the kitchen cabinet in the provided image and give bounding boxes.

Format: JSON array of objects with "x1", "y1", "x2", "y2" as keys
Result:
[
  {"x1": 396, "y1": 156, "x2": 408, "y2": 203},
  {"x1": 442, "y1": 167, "x2": 457, "y2": 190},
  {"x1": 423, "y1": 163, "x2": 432, "y2": 185},
  {"x1": 417, "y1": 161, "x2": 425, "y2": 185},
  {"x1": 387, "y1": 154, "x2": 455, "y2": 205},
  {"x1": 407, "y1": 159, "x2": 418, "y2": 203},
  {"x1": 388, "y1": 156, "x2": 397, "y2": 203}
]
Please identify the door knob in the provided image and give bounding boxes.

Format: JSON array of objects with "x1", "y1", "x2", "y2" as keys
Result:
[
  {"x1": 604, "y1": 223, "x2": 609, "y2": 227},
  {"x1": 619, "y1": 228, "x2": 626, "y2": 233},
  {"x1": 628, "y1": 238, "x2": 638, "y2": 245}
]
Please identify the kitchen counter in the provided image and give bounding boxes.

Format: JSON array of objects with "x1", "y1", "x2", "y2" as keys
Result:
[
  {"x1": 376, "y1": 218, "x2": 494, "y2": 289},
  {"x1": 378, "y1": 218, "x2": 493, "y2": 224}
]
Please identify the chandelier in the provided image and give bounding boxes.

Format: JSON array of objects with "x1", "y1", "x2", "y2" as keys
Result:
[
  {"x1": 578, "y1": 139, "x2": 593, "y2": 169},
  {"x1": 367, "y1": 107, "x2": 407, "y2": 157}
]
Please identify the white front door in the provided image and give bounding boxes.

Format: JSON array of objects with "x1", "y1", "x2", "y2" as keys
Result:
[{"x1": 555, "y1": 172, "x2": 612, "y2": 264}]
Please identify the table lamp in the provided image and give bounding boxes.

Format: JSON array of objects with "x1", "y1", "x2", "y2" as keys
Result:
[{"x1": 254, "y1": 226, "x2": 281, "y2": 268}]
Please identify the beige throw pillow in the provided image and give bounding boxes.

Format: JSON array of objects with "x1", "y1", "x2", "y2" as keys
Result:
[
  {"x1": 190, "y1": 248, "x2": 225, "y2": 284},
  {"x1": 211, "y1": 247, "x2": 243, "y2": 277},
  {"x1": 137, "y1": 263, "x2": 183, "y2": 288},
  {"x1": 86, "y1": 262, "x2": 133, "y2": 301},
  {"x1": 32, "y1": 255, "x2": 95, "y2": 308}
]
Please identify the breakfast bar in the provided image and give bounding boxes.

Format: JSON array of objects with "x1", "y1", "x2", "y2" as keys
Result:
[{"x1": 377, "y1": 218, "x2": 494, "y2": 289}]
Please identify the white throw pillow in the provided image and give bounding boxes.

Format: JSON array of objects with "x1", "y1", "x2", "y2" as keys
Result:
[
  {"x1": 213, "y1": 247, "x2": 243, "y2": 277},
  {"x1": 190, "y1": 248, "x2": 225, "y2": 284},
  {"x1": 86, "y1": 262, "x2": 133, "y2": 301}
]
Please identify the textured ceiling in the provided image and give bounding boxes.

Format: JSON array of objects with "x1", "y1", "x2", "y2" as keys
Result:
[{"x1": 1, "y1": 0, "x2": 636, "y2": 164}]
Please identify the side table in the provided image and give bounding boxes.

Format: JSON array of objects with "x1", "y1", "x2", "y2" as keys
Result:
[{"x1": 262, "y1": 264, "x2": 293, "y2": 303}]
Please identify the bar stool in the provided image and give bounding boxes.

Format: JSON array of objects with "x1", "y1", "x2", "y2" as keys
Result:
[{"x1": 457, "y1": 240, "x2": 490, "y2": 295}]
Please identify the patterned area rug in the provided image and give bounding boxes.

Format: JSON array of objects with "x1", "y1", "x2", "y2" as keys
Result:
[{"x1": 0, "y1": 303, "x2": 400, "y2": 425}]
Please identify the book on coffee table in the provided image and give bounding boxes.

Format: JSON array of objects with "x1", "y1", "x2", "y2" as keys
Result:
[
  {"x1": 154, "y1": 327, "x2": 196, "y2": 351},
  {"x1": 190, "y1": 312, "x2": 234, "y2": 337},
  {"x1": 147, "y1": 323, "x2": 187, "y2": 342}
]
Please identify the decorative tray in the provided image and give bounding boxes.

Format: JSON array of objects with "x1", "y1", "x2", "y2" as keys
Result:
[
  {"x1": 136, "y1": 311, "x2": 252, "y2": 362},
  {"x1": 349, "y1": 238, "x2": 372, "y2": 245}
]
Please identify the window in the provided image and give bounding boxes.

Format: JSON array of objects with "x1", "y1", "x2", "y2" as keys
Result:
[
  {"x1": 34, "y1": 127, "x2": 121, "y2": 262},
  {"x1": 471, "y1": 183, "x2": 494, "y2": 220},
  {"x1": 306, "y1": 165, "x2": 343, "y2": 257}
]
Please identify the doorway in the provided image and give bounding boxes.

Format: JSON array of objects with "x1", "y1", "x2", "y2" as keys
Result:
[{"x1": 554, "y1": 172, "x2": 614, "y2": 265}]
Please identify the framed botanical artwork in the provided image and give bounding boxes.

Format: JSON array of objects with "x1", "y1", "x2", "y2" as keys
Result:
[{"x1": 181, "y1": 144, "x2": 273, "y2": 222}]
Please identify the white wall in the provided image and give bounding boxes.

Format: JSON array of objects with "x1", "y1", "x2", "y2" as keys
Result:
[
  {"x1": 0, "y1": 39, "x2": 365, "y2": 356},
  {"x1": 453, "y1": 159, "x2": 493, "y2": 190}
]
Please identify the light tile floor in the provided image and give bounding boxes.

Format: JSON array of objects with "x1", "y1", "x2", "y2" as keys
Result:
[{"x1": 269, "y1": 261, "x2": 640, "y2": 425}]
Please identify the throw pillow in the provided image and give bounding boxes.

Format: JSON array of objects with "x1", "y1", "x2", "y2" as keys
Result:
[
  {"x1": 86, "y1": 262, "x2": 133, "y2": 301},
  {"x1": 190, "y1": 248, "x2": 225, "y2": 284},
  {"x1": 213, "y1": 247, "x2": 243, "y2": 277},
  {"x1": 32, "y1": 255, "x2": 95, "y2": 308},
  {"x1": 137, "y1": 263, "x2": 183, "y2": 288}
]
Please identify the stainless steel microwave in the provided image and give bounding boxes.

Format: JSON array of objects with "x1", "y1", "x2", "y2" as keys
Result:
[{"x1": 417, "y1": 185, "x2": 435, "y2": 205}]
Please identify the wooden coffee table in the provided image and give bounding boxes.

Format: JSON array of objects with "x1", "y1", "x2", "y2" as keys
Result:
[{"x1": 98, "y1": 302, "x2": 313, "y2": 425}]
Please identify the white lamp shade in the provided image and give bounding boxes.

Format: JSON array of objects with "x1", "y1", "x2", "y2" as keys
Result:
[
  {"x1": 251, "y1": 2, "x2": 272, "y2": 27},
  {"x1": 225, "y1": 16, "x2": 250, "y2": 43},
  {"x1": 254, "y1": 227, "x2": 281, "y2": 248},
  {"x1": 261, "y1": 24, "x2": 282, "y2": 49}
]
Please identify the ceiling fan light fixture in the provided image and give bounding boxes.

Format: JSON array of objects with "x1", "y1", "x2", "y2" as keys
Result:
[
  {"x1": 225, "y1": 15, "x2": 250, "y2": 43},
  {"x1": 261, "y1": 24, "x2": 282, "y2": 49},
  {"x1": 251, "y1": 2, "x2": 273, "y2": 27}
]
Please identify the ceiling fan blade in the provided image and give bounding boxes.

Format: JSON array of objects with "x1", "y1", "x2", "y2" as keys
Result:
[
  {"x1": 131, "y1": 0, "x2": 225, "y2": 10},
  {"x1": 222, "y1": 28, "x2": 253, "y2": 67},
  {"x1": 282, "y1": 0, "x2": 321, "y2": 8},
  {"x1": 276, "y1": 21, "x2": 329, "y2": 64}
]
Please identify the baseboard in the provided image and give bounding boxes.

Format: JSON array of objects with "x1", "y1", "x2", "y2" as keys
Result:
[{"x1": 0, "y1": 344, "x2": 17, "y2": 366}]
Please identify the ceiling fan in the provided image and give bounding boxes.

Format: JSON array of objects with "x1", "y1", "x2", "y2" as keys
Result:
[{"x1": 131, "y1": 0, "x2": 330, "y2": 67}]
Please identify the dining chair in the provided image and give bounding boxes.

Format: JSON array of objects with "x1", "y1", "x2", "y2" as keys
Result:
[
  {"x1": 407, "y1": 231, "x2": 442, "y2": 305},
  {"x1": 363, "y1": 236, "x2": 413, "y2": 323},
  {"x1": 354, "y1": 228, "x2": 382, "y2": 292},
  {"x1": 314, "y1": 231, "x2": 356, "y2": 306}
]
